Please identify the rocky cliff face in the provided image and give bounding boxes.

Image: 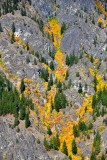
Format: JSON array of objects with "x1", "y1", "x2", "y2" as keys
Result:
[
  {"x1": 0, "y1": 0, "x2": 107, "y2": 160},
  {"x1": 0, "y1": 116, "x2": 68, "y2": 160}
]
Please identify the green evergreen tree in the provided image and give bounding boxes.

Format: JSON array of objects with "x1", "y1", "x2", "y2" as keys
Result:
[
  {"x1": 79, "y1": 121, "x2": 87, "y2": 131},
  {"x1": 66, "y1": 55, "x2": 70, "y2": 66},
  {"x1": 61, "y1": 22, "x2": 66, "y2": 35},
  {"x1": 20, "y1": 107, "x2": 26, "y2": 120},
  {"x1": 0, "y1": 23, "x2": 3, "y2": 32},
  {"x1": 101, "y1": 154, "x2": 105, "y2": 160},
  {"x1": 56, "y1": 133, "x2": 60, "y2": 147},
  {"x1": 14, "y1": 117, "x2": 19, "y2": 127},
  {"x1": 34, "y1": 58, "x2": 37, "y2": 65},
  {"x1": 52, "y1": 135, "x2": 59, "y2": 150},
  {"x1": 26, "y1": 41, "x2": 29, "y2": 51},
  {"x1": 65, "y1": 70, "x2": 69, "y2": 80},
  {"x1": 78, "y1": 83, "x2": 83, "y2": 94},
  {"x1": 47, "y1": 126, "x2": 52, "y2": 135},
  {"x1": 44, "y1": 138, "x2": 50, "y2": 151},
  {"x1": 26, "y1": 56, "x2": 30, "y2": 64},
  {"x1": 49, "y1": 74, "x2": 53, "y2": 86},
  {"x1": 25, "y1": 113, "x2": 30, "y2": 128},
  {"x1": 11, "y1": 33, "x2": 15, "y2": 44},
  {"x1": 50, "y1": 61, "x2": 54, "y2": 70},
  {"x1": 51, "y1": 33, "x2": 54, "y2": 42},
  {"x1": 93, "y1": 131, "x2": 101, "y2": 155},
  {"x1": 12, "y1": 22, "x2": 15, "y2": 33},
  {"x1": 90, "y1": 56, "x2": 94, "y2": 63},
  {"x1": 90, "y1": 152, "x2": 96, "y2": 160},
  {"x1": 20, "y1": 79, "x2": 25, "y2": 93},
  {"x1": 73, "y1": 125, "x2": 79, "y2": 137},
  {"x1": 93, "y1": 75, "x2": 98, "y2": 92},
  {"x1": 72, "y1": 139, "x2": 77, "y2": 155},
  {"x1": 62, "y1": 140, "x2": 68, "y2": 156},
  {"x1": 40, "y1": 68, "x2": 49, "y2": 82},
  {"x1": 47, "y1": 81, "x2": 51, "y2": 91},
  {"x1": 54, "y1": 91, "x2": 67, "y2": 112}
]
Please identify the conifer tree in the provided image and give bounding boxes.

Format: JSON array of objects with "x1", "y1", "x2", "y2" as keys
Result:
[
  {"x1": 0, "y1": 23, "x2": 3, "y2": 32},
  {"x1": 47, "y1": 126, "x2": 52, "y2": 135},
  {"x1": 66, "y1": 55, "x2": 70, "y2": 66},
  {"x1": 101, "y1": 154, "x2": 105, "y2": 160},
  {"x1": 72, "y1": 139, "x2": 77, "y2": 155},
  {"x1": 54, "y1": 91, "x2": 67, "y2": 112},
  {"x1": 61, "y1": 22, "x2": 66, "y2": 35},
  {"x1": 78, "y1": 83, "x2": 82, "y2": 94},
  {"x1": 11, "y1": 33, "x2": 15, "y2": 44},
  {"x1": 12, "y1": 22, "x2": 15, "y2": 33},
  {"x1": 52, "y1": 136, "x2": 59, "y2": 150},
  {"x1": 14, "y1": 117, "x2": 19, "y2": 127},
  {"x1": 20, "y1": 107, "x2": 26, "y2": 120},
  {"x1": 73, "y1": 125, "x2": 79, "y2": 137},
  {"x1": 49, "y1": 74, "x2": 53, "y2": 86},
  {"x1": 47, "y1": 81, "x2": 51, "y2": 91},
  {"x1": 26, "y1": 56, "x2": 30, "y2": 64},
  {"x1": 90, "y1": 152, "x2": 96, "y2": 160},
  {"x1": 34, "y1": 58, "x2": 37, "y2": 65},
  {"x1": 93, "y1": 131, "x2": 101, "y2": 155},
  {"x1": 44, "y1": 138, "x2": 50, "y2": 151},
  {"x1": 20, "y1": 79, "x2": 25, "y2": 93},
  {"x1": 50, "y1": 61, "x2": 54, "y2": 71},
  {"x1": 62, "y1": 140, "x2": 68, "y2": 156},
  {"x1": 25, "y1": 113, "x2": 30, "y2": 128},
  {"x1": 65, "y1": 70, "x2": 69, "y2": 80}
]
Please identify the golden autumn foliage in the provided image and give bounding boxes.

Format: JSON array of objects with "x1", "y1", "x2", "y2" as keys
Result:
[
  {"x1": 24, "y1": 86, "x2": 31, "y2": 95},
  {"x1": 0, "y1": 59, "x2": 18, "y2": 83},
  {"x1": 45, "y1": 18, "x2": 62, "y2": 50},
  {"x1": 77, "y1": 96, "x2": 93, "y2": 118},
  {"x1": 98, "y1": 17, "x2": 103, "y2": 23},
  {"x1": 8, "y1": 30, "x2": 30, "y2": 50},
  {"x1": 96, "y1": 0, "x2": 107, "y2": 26},
  {"x1": 89, "y1": 68, "x2": 95, "y2": 77},
  {"x1": 24, "y1": 78, "x2": 34, "y2": 84},
  {"x1": 44, "y1": 17, "x2": 67, "y2": 82},
  {"x1": 96, "y1": 1, "x2": 107, "y2": 17},
  {"x1": 99, "y1": 125, "x2": 105, "y2": 132}
]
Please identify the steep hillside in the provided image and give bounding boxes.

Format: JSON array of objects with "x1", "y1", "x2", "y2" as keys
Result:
[{"x1": 0, "y1": 0, "x2": 107, "y2": 160}]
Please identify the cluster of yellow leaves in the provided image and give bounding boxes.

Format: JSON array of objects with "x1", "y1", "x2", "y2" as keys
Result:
[
  {"x1": 99, "y1": 125, "x2": 105, "y2": 132},
  {"x1": 8, "y1": 73, "x2": 18, "y2": 81},
  {"x1": 24, "y1": 78, "x2": 34, "y2": 84},
  {"x1": 96, "y1": 1, "x2": 107, "y2": 27},
  {"x1": 43, "y1": 82, "x2": 48, "y2": 90},
  {"x1": 98, "y1": 17, "x2": 103, "y2": 23},
  {"x1": 42, "y1": 63, "x2": 52, "y2": 73},
  {"x1": 91, "y1": 69, "x2": 107, "y2": 91},
  {"x1": 42, "y1": 88, "x2": 57, "y2": 125},
  {"x1": 33, "y1": 89, "x2": 41, "y2": 97},
  {"x1": 89, "y1": 68, "x2": 95, "y2": 77},
  {"x1": 8, "y1": 30, "x2": 30, "y2": 50},
  {"x1": 59, "y1": 119, "x2": 83, "y2": 158},
  {"x1": 45, "y1": 18, "x2": 62, "y2": 50},
  {"x1": 96, "y1": 1, "x2": 107, "y2": 17},
  {"x1": 0, "y1": 59, "x2": 18, "y2": 82},
  {"x1": 45, "y1": 18, "x2": 67, "y2": 82},
  {"x1": 55, "y1": 66, "x2": 67, "y2": 82},
  {"x1": 89, "y1": 67, "x2": 107, "y2": 91},
  {"x1": 24, "y1": 86, "x2": 31, "y2": 95},
  {"x1": 77, "y1": 96, "x2": 93, "y2": 118},
  {"x1": 94, "y1": 58, "x2": 99, "y2": 65},
  {"x1": 55, "y1": 50, "x2": 65, "y2": 65}
]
